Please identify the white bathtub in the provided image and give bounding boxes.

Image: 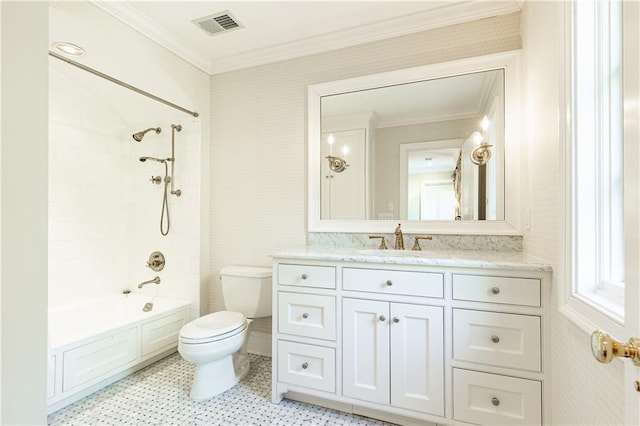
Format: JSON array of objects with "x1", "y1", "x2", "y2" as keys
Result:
[{"x1": 47, "y1": 293, "x2": 192, "y2": 413}]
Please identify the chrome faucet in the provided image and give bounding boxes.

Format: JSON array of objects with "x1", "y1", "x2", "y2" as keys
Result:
[
  {"x1": 138, "y1": 276, "x2": 160, "y2": 289},
  {"x1": 394, "y1": 223, "x2": 404, "y2": 250}
]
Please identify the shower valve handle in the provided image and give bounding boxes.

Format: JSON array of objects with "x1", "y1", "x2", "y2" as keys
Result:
[{"x1": 150, "y1": 176, "x2": 161, "y2": 185}]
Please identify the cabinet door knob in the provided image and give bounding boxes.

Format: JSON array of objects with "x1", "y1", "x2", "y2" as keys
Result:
[
  {"x1": 491, "y1": 286, "x2": 500, "y2": 294},
  {"x1": 302, "y1": 313, "x2": 309, "y2": 319},
  {"x1": 491, "y1": 397, "x2": 500, "y2": 406},
  {"x1": 491, "y1": 335, "x2": 500, "y2": 343},
  {"x1": 386, "y1": 280, "x2": 393, "y2": 286},
  {"x1": 301, "y1": 362, "x2": 308, "y2": 370},
  {"x1": 301, "y1": 273, "x2": 308, "y2": 280},
  {"x1": 392, "y1": 317, "x2": 400, "y2": 323},
  {"x1": 379, "y1": 315, "x2": 386, "y2": 322}
]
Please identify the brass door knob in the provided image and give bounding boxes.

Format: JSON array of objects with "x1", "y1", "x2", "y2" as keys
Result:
[{"x1": 591, "y1": 330, "x2": 640, "y2": 366}]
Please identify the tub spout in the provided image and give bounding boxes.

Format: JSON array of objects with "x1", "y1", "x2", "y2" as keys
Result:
[{"x1": 138, "y1": 276, "x2": 160, "y2": 289}]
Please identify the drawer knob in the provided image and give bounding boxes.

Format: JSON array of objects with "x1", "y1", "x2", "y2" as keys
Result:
[
  {"x1": 302, "y1": 313, "x2": 309, "y2": 319},
  {"x1": 301, "y1": 274, "x2": 308, "y2": 280},
  {"x1": 491, "y1": 286, "x2": 501, "y2": 295},
  {"x1": 301, "y1": 362, "x2": 308, "y2": 369},
  {"x1": 491, "y1": 335, "x2": 500, "y2": 343},
  {"x1": 491, "y1": 397, "x2": 500, "y2": 406},
  {"x1": 386, "y1": 280, "x2": 393, "y2": 286},
  {"x1": 379, "y1": 315, "x2": 386, "y2": 322},
  {"x1": 392, "y1": 317, "x2": 400, "y2": 323}
]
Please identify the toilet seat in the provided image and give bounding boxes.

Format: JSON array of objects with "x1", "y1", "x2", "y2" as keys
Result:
[{"x1": 180, "y1": 311, "x2": 247, "y2": 344}]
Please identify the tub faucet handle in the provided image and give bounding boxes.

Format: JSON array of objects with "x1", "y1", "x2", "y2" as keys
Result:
[{"x1": 146, "y1": 251, "x2": 165, "y2": 272}]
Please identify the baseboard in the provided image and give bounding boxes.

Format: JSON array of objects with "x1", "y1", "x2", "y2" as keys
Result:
[{"x1": 247, "y1": 331, "x2": 271, "y2": 356}]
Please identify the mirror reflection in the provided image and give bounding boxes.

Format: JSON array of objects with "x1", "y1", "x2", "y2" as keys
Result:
[{"x1": 320, "y1": 69, "x2": 504, "y2": 221}]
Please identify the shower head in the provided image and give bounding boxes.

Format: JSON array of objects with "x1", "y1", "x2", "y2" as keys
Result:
[
  {"x1": 132, "y1": 127, "x2": 161, "y2": 142},
  {"x1": 139, "y1": 156, "x2": 167, "y2": 164}
]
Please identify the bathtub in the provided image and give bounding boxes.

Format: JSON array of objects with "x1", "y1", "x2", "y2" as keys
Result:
[{"x1": 47, "y1": 293, "x2": 192, "y2": 413}]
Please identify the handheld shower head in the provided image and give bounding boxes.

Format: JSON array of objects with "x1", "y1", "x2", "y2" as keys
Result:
[
  {"x1": 139, "y1": 156, "x2": 167, "y2": 163},
  {"x1": 132, "y1": 127, "x2": 161, "y2": 142}
]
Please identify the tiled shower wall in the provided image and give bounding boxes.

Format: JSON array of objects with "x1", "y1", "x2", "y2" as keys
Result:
[
  {"x1": 48, "y1": 2, "x2": 209, "y2": 317},
  {"x1": 209, "y1": 13, "x2": 522, "y2": 337}
]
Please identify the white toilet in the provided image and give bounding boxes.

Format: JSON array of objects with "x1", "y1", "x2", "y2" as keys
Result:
[{"x1": 178, "y1": 265, "x2": 272, "y2": 400}]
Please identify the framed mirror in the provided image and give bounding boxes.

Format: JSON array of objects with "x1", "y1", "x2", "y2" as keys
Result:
[{"x1": 308, "y1": 50, "x2": 521, "y2": 234}]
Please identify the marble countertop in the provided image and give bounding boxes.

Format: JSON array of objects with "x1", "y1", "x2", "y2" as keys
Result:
[{"x1": 271, "y1": 247, "x2": 552, "y2": 272}]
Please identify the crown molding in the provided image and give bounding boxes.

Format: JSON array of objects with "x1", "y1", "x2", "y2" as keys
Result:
[
  {"x1": 92, "y1": 1, "x2": 212, "y2": 73},
  {"x1": 93, "y1": 1, "x2": 521, "y2": 76}
]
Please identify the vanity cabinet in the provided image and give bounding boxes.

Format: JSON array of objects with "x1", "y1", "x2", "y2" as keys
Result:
[
  {"x1": 272, "y1": 252, "x2": 551, "y2": 426},
  {"x1": 343, "y1": 298, "x2": 444, "y2": 415}
]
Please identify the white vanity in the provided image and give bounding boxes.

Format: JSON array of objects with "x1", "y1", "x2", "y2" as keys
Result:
[{"x1": 271, "y1": 248, "x2": 551, "y2": 426}]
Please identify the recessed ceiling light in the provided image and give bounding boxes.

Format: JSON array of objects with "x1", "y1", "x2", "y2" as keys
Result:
[{"x1": 52, "y1": 42, "x2": 85, "y2": 57}]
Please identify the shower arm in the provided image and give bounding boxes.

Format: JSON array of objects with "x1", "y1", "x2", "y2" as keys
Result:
[{"x1": 170, "y1": 124, "x2": 182, "y2": 197}]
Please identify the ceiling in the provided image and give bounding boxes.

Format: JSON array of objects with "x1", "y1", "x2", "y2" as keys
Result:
[{"x1": 94, "y1": 1, "x2": 522, "y2": 75}]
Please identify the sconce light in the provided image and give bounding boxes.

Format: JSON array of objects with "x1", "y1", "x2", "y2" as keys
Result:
[
  {"x1": 325, "y1": 137, "x2": 349, "y2": 173},
  {"x1": 326, "y1": 155, "x2": 349, "y2": 172},
  {"x1": 470, "y1": 116, "x2": 492, "y2": 166}
]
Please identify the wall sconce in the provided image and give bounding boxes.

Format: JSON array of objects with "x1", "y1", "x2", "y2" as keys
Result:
[
  {"x1": 470, "y1": 116, "x2": 492, "y2": 166},
  {"x1": 325, "y1": 139, "x2": 349, "y2": 173},
  {"x1": 326, "y1": 155, "x2": 349, "y2": 172}
]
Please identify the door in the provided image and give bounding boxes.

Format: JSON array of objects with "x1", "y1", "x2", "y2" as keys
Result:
[
  {"x1": 589, "y1": 2, "x2": 640, "y2": 424},
  {"x1": 342, "y1": 298, "x2": 389, "y2": 404},
  {"x1": 623, "y1": 2, "x2": 640, "y2": 422},
  {"x1": 390, "y1": 303, "x2": 444, "y2": 416}
]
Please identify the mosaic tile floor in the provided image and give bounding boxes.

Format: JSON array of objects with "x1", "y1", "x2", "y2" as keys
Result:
[{"x1": 48, "y1": 353, "x2": 396, "y2": 426}]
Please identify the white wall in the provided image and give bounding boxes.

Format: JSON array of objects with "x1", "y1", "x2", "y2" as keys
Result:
[
  {"x1": 209, "y1": 12, "x2": 522, "y2": 335},
  {"x1": 48, "y1": 3, "x2": 211, "y2": 318},
  {"x1": 520, "y1": 2, "x2": 624, "y2": 424},
  {"x1": 1, "y1": 2, "x2": 49, "y2": 424}
]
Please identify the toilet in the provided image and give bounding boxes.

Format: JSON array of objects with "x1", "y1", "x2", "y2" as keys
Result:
[{"x1": 178, "y1": 265, "x2": 272, "y2": 400}]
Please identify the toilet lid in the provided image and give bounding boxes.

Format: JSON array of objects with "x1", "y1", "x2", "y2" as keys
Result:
[{"x1": 180, "y1": 311, "x2": 246, "y2": 341}]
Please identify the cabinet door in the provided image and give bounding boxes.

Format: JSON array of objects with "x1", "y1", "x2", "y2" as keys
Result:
[
  {"x1": 342, "y1": 298, "x2": 389, "y2": 404},
  {"x1": 390, "y1": 303, "x2": 444, "y2": 416}
]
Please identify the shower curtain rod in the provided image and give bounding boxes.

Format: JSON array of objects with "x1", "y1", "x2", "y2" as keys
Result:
[{"x1": 49, "y1": 51, "x2": 199, "y2": 118}]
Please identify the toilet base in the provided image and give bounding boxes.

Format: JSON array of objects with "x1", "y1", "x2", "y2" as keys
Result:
[{"x1": 189, "y1": 353, "x2": 250, "y2": 401}]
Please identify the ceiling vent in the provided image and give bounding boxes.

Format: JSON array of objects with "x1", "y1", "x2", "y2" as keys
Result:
[{"x1": 193, "y1": 11, "x2": 243, "y2": 36}]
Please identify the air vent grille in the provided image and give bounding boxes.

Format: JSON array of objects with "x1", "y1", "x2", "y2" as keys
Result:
[{"x1": 193, "y1": 11, "x2": 243, "y2": 36}]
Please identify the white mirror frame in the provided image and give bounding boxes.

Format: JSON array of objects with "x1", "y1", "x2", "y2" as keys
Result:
[{"x1": 308, "y1": 50, "x2": 521, "y2": 235}]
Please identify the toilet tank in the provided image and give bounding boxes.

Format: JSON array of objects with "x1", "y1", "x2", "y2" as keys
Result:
[{"x1": 220, "y1": 265, "x2": 272, "y2": 318}]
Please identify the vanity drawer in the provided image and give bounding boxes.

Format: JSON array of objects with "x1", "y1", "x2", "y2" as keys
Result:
[
  {"x1": 452, "y1": 274, "x2": 541, "y2": 307},
  {"x1": 278, "y1": 293, "x2": 336, "y2": 340},
  {"x1": 453, "y1": 309, "x2": 541, "y2": 371},
  {"x1": 278, "y1": 340, "x2": 335, "y2": 393},
  {"x1": 278, "y1": 264, "x2": 336, "y2": 289},
  {"x1": 343, "y1": 268, "x2": 443, "y2": 298},
  {"x1": 453, "y1": 368, "x2": 542, "y2": 426}
]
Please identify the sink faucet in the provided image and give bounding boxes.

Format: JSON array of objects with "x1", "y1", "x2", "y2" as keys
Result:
[
  {"x1": 394, "y1": 223, "x2": 404, "y2": 250},
  {"x1": 138, "y1": 276, "x2": 160, "y2": 289}
]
